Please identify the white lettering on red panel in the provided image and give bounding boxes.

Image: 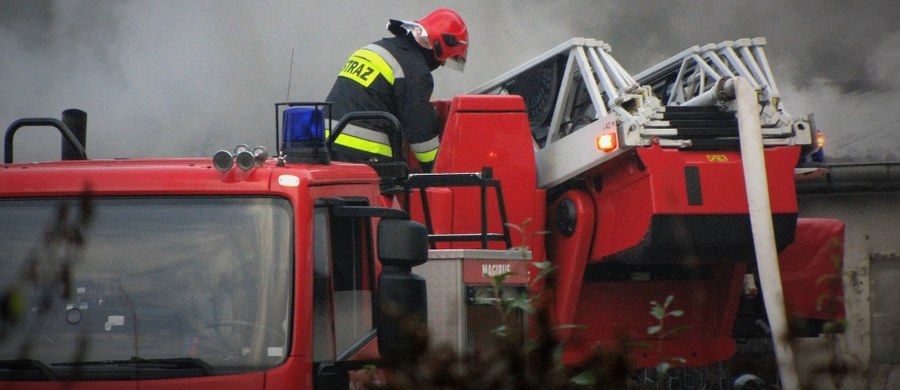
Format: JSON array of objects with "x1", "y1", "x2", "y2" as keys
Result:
[{"x1": 482, "y1": 263, "x2": 512, "y2": 278}]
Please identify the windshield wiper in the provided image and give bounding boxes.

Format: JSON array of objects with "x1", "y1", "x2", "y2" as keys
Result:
[
  {"x1": 0, "y1": 359, "x2": 59, "y2": 380},
  {"x1": 53, "y1": 357, "x2": 213, "y2": 376},
  {"x1": 133, "y1": 357, "x2": 214, "y2": 375}
]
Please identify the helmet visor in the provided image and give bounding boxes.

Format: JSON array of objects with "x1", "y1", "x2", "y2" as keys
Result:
[{"x1": 444, "y1": 55, "x2": 466, "y2": 72}]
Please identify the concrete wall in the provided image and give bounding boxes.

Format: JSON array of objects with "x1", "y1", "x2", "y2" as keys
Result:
[{"x1": 794, "y1": 163, "x2": 900, "y2": 389}]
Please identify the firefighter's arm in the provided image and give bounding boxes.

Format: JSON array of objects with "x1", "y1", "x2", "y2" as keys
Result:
[{"x1": 395, "y1": 71, "x2": 440, "y2": 170}]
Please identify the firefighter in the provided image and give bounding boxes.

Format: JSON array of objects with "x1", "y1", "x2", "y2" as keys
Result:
[{"x1": 326, "y1": 8, "x2": 468, "y2": 172}]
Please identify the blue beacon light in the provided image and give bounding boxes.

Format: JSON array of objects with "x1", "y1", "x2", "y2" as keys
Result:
[{"x1": 281, "y1": 105, "x2": 330, "y2": 164}]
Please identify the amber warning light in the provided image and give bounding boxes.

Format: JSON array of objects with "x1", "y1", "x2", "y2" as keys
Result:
[
  {"x1": 816, "y1": 132, "x2": 826, "y2": 148},
  {"x1": 596, "y1": 133, "x2": 617, "y2": 152}
]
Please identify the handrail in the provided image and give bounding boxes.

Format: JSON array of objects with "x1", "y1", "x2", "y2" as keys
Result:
[{"x1": 4, "y1": 118, "x2": 87, "y2": 163}]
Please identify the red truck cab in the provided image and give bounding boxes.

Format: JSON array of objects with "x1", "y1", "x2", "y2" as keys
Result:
[{"x1": 0, "y1": 107, "x2": 428, "y2": 389}]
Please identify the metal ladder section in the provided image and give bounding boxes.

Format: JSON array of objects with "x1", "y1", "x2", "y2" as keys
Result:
[
  {"x1": 403, "y1": 167, "x2": 512, "y2": 250},
  {"x1": 468, "y1": 38, "x2": 665, "y2": 188},
  {"x1": 633, "y1": 38, "x2": 814, "y2": 148},
  {"x1": 469, "y1": 37, "x2": 662, "y2": 150},
  {"x1": 466, "y1": 37, "x2": 814, "y2": 188}
]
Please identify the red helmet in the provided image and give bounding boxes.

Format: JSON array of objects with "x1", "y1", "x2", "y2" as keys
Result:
[{"x1": 388, "y1": 8, "x2": 468, "y2": 72}]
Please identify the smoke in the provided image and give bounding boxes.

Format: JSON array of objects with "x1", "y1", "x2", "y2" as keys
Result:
[{"x1": 2, "y1": 0, "x2": 898, "y2": 162}]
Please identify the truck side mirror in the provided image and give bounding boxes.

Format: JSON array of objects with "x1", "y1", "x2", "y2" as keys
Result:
[{"x1": 375, "y1": 218, "x2": 429, "y2": 362}]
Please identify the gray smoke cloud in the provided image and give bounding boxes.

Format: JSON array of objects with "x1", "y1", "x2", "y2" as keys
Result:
[{"x1": 2, "y1": 0, "x2": 898, "y2": 162}]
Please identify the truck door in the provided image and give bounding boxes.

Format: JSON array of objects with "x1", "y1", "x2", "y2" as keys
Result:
[{"x1": 311, "y1": 200, "x2": 377, "y2": 389}]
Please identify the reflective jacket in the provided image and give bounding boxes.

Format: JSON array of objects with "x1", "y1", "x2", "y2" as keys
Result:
[{"x1": 326, "y1": 35, "x2": 440, "y2": 168}]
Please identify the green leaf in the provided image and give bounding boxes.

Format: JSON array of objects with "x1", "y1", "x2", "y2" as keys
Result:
[
  {"x1": 504, "y1": 222, "x2": 525, "y2": 235},
  {"x1": 570, "y1": 371, "x2": 596, "y2": 385},
  {"x1": 669, "y1": 309, "x2": 684, "y2": 317},
  {"x1": 489, "y1": 271, "x2": 511, "y2": 285},
  {"x1": 650, "y1": 305, "x2": 665, "y2": 320},
  {"x1": 531, "y1": 261, "x2": 556, "y2": 283},
  {"x1": 554, "y1": 324, "x2": 587, "y2": 331},
  {"x1": 664, "y1": 295, "x2": 674, "y2": 307},
  {"x1": 509, "y1": 299, "x2": 536, "y2": 315},
  {"x1": 532, "y1": 261, "x2": 554, "y2": 271},
  {"x1": 647, "y1": 325, "x2": 662, "y2": 335}
]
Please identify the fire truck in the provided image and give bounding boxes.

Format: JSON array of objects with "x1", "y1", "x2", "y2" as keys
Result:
[{"x1": 0, "y1": 37, "x2": 844, "y2": 389}]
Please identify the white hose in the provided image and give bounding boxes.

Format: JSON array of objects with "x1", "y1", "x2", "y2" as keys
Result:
[{"x1": 733, "y1": 76, "x2": 800, "y2": 389}]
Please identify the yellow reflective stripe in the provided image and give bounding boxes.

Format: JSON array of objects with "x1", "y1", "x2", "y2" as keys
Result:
[
  {"x1": 338, "y1": 48, "x2": 395, "y2": 87},
  {"x1": 413, "y1": 147, "x2": 439, "y2": 163},
  {"x1": 325, "y1": 129, "x2": 393, "y2": 157},
  {"x1": 409, "y1": 136, "x2": 439, "y2": 163},
  {"x1": 331, "y1": 122, "x2": 392, "y2": 144},
  {"x1": 363, "y1": 44, "x2": 403, "y2": 79}
]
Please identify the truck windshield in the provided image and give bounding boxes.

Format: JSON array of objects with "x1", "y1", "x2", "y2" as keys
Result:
[{"x1": 0, "y1": 197, "x2": 293, "y2": 380}]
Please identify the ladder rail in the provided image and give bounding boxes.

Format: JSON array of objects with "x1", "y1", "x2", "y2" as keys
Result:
[
  {"x1": 545, "y1": 50, "x2": 579, "y2": 147},
  {"x1": 576, "y1": 46, "x2": 610, "y2": 119}
]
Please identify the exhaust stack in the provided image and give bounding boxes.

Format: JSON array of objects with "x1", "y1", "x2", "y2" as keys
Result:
[{"x1": 61, "y1": 109, "x2": 87, "y2": 161}]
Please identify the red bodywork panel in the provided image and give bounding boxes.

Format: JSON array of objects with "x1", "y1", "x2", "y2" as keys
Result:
[
  {"x1": 412, "y1": 95, "x2": 547, "y2": 259},
  {"x1": 779, "y1": 218, "x2": 846, "y2": 321},
  {"x1": 565, "y1": 264, "x2": 747, "y2": 367},
  {"x1": 545, "y1": 143, "x2": 807, "y2": 367},
  {"x1": 588, "y1": 145, "x2": 801, "y2": 261},
  {"x1": 0, "y1": 158, "x2": 377, "y2": 197}
]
